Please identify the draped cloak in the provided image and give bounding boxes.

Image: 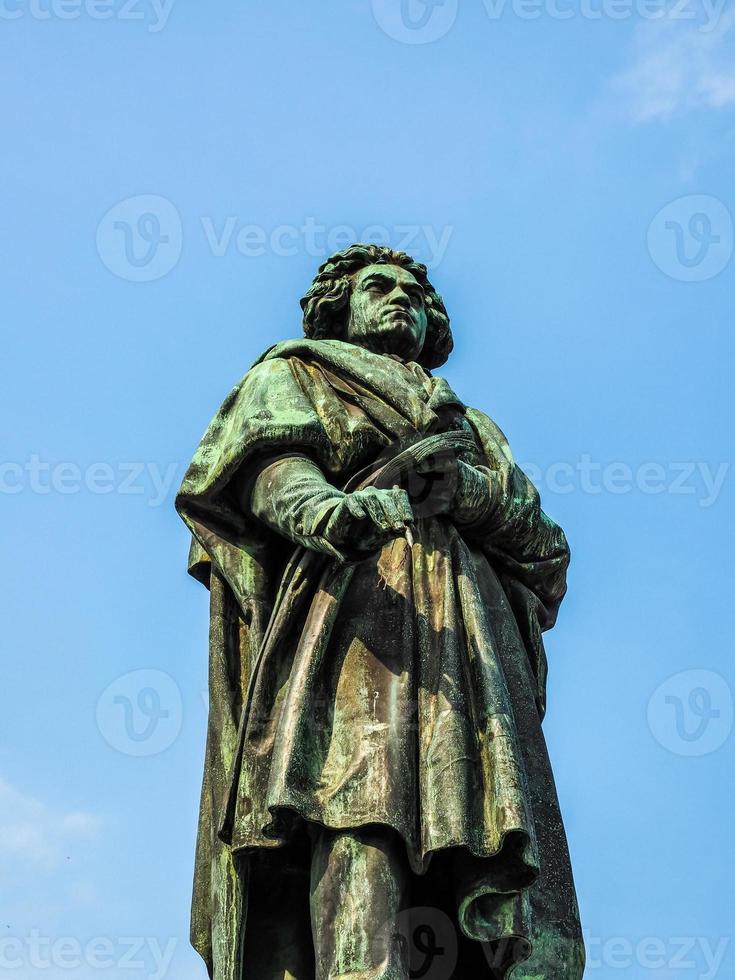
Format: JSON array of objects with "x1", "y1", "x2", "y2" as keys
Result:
[{"x1": 175, "y1": 338, "x2": 585, "y2": 980}]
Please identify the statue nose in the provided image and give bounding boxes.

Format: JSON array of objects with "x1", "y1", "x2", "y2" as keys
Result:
[{"x1": 389, "y1": 289, "x2": 410, "y2": 308}]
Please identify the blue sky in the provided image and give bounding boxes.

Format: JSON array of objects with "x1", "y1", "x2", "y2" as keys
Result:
[{"x1": 2, "y1": 2, "x2": 734, "y2": 977}]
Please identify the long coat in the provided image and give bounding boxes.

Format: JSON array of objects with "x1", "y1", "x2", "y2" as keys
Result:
[{"x1": 176, "y1": 339, "x2": 585, "y2": 979}]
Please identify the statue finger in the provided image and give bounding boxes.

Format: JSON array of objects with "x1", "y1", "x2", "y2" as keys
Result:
[
  {"x1": 388, "y1": 489, "x2": 415, "y2": 526},
  {"x1": 378, "y1": 494, "x2": 414, "y2": 532},
  {"x1": 344, "y1": 495, "x2": 368, "y2": 522},
  {"x1": 359, "y1": 493, "x2": 396, "y2": 533},
  {"x1": 379, "y1": 502, "x2": 409, "y2": 532}
]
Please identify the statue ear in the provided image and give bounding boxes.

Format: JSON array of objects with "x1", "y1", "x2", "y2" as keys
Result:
[
  {"x1": 311, "y1": 290, "x2": 350, "y2": 341},
  {"x1": 327, "y1": 281, "x2": 354, "y2": 338}
]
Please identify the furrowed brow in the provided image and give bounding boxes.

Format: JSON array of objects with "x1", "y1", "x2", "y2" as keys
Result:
[
  {"x1": 363, "y1": 272, "x2": 424, "y2": 296},
  {"x1": 363, "y1": 271, "x2": 394, "y2": 287}
]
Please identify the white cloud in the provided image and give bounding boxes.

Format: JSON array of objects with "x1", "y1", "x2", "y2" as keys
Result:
[
  {"x1": 0, "y1": 776, "x2": 99, "y2": 869},
  {"x1": 612, "y1": 8, "x2": 735, "y2": 122}
]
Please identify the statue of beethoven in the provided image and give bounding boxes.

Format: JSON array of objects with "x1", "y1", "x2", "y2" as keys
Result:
[{"x1": 176, "y1": 244, "x2": 585, "y2": 979}]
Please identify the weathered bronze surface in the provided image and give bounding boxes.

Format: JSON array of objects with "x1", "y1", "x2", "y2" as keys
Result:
[{"x1": 176, "y1": 245, "x2": 585, "y2": 979}]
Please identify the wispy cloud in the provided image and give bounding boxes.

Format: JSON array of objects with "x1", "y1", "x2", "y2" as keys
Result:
[
  {"x1": 0, "y1": 777, "x2": 99, "y2": 869},
  {"x1": 612, "y1": 8, "x2": 735, "y2": 122}
]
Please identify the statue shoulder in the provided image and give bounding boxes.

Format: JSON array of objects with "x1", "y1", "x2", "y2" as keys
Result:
[
  {"x1": 211, "y1": 355, "x2": 296, "y2": 419},
  {"x1": 464, "y1": 406, "x2": 516, "y2": 467},
  {"x1": 249, "y1": 337, "x2": 349, "y2": 368}
]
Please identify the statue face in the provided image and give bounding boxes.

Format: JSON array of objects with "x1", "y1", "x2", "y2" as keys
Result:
[{"x1": 344, "y1": 264, "x2": 428, "y2": 361}]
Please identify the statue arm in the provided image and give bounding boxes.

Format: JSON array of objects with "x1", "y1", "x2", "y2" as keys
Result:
[
  {"x1": 452, "y1": 459, "x2": 498, "y2": 530},
  {"x1": 464, "y1": 459, "x2": 569, "y2": 618},
  {"x1": 454, "y1": 458, "x2": 565, "y2": 548},
  {"x1": 451, "y1": 408, "x2": 570, "y2": 623},
  {"x1": 242, "y1": 454, "x2": 413, "y2": 562}
]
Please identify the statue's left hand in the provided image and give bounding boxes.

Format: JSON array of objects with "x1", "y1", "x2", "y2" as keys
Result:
[{"x1": 451, "y1": 460, "x2": 495, "y2": 530}]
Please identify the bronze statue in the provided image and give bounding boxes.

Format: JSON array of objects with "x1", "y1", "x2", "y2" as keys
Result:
[{"x1": 176, "y1": 244, "x2": 585, "y2": 979}]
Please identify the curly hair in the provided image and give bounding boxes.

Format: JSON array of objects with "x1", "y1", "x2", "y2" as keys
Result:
[{"x1": 300, "y1": 244, "x2": 453, "y2": 369}]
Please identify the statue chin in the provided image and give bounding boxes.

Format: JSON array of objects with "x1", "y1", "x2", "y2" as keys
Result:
[{"x1": 353, "y1": 322, "x2": 421, "y2": 361}]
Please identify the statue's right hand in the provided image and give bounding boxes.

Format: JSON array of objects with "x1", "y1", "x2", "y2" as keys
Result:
[{"x1": 323, "y1": 487, "x2": 414, "y2": 554}]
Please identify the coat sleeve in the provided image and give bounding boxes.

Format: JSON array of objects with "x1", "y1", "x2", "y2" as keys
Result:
[
  {"x1": 241, "y1": 454, "x2": 348, "y2": 560},
  {"x1": 175, "y1": 357, "x2": 344, "y2": 615},
  {"x1": 463, "y1": 408, "x2": 571, "y2": 719}
]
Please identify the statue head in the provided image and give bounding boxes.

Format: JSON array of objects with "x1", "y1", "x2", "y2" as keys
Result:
[{"x1": 300, "y1": 244, "x2": 453, "y2": 369}]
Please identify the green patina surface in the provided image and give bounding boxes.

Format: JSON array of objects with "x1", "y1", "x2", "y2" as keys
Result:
[{"x1": 176, "y1": 245, "x2": 585, "y2": 980}]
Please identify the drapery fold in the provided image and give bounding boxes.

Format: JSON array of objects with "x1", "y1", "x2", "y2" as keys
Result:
[{"x1": 177, "y1": 339, "x2": 584, "y2": 979}]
